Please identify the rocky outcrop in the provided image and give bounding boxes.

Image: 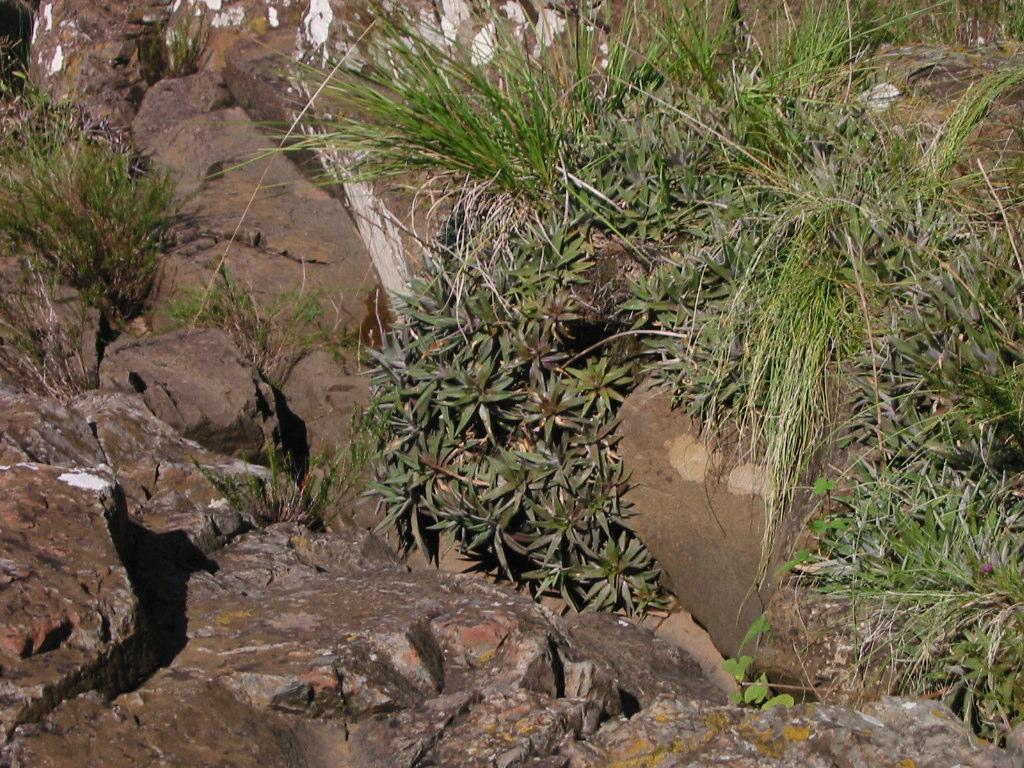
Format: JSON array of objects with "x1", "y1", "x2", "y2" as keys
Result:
[
  {"x1": 0, "y1": 388, "x2": 104, "y2": 467},
  {"x1": 0, "y1": 463, "x2": 148, "y2": 742},
  {"x1": 99, "y1": 329, "x2": 279, "y2": 460},
  {"x1": 132, "y1": 59, "x2": 376, "y2": 338},
  {"x1": 71, "y1": 391, "x2": 259, "y2": 553},
  {"x1": 0, "y1": 385, "x2": 1016, "y2": 767}
]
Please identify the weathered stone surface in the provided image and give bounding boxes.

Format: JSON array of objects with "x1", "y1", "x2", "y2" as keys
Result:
[
  {"x1": 128, "y1": 69, "x2": 232, "y2": 148},
  {"x1": 561, "y1": 612, "x2": 722, "y2": 712},
  {"x1": 280, "y1": 349, "x2": 369, "y2": 456},
  {"x1": 221, "y1": 26, "x2": 299, "y2": 124},
  {"x1": 98, "y1": 329, "x2": 279, "y2": 460},
  {"x1": 1, "y1": 679, "x2": 347, "y2": 768},
  {"x1": 29, "y1": 0, "x2": 155, "y2": 127},
  {"x1": 71, "y1": 390, "x2": 261, "y2": 553},
  {"x1": 618, "y1": 386, "x2": 774, "y2": 656},
  {"x1": 169, "y1": 0, "x2": 304, "y2": 38},
  {"x1": 566, "y1": 695, "x2": 1011, "y2": 768},
  {"x1": 4, "y1": 521, "x2": 714, "y2": 767},
  {"x1": 0, "y1": 463, "x2": 147, "y2": 741},
  {"x1": 0, "y1": 389, "x2": 103, "y2": 467},
  {"x1": 872, "y1": 44, "x2": 1024, "y2": 165},
  {"x1": 133, "y1": 85, "x2": 375, "y2": 334}
]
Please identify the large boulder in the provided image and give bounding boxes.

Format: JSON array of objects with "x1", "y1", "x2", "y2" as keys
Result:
[
  {"x1": 98, "y1": 329, "x2": 281, "y2": 460},
  {"x1": 0, "y1": 463, "x2": 149, "y2": 741},
  {"x1": 617, "y1": 387, "x2": 786, "y2": 656}
]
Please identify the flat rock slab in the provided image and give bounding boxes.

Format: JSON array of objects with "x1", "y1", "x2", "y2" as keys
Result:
[
  {"x1": 1, "y1": 678, "x2": 347, "y2": 768},
  {"x1": 566, "y1": 695, "x2": 1012, "y2": 768},
  {"x1": 0, "y1": 463, "x2": 147, "y2": 740},
  {"x1": 617, "y1": 386, "x2": 773, "y2": 656},
  {"x1": 134, "y1": 96, "x2": 375, "y2": 333}
]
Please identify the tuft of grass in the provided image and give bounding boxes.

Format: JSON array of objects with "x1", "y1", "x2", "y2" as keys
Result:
[
  {"x1": 0, "y1": 264, "x2": 99, "y2": 403},
  {"x1": 923, "y1": 64, "x2": 1024, "y2": 178},
  {"x1": 165, "y1": 270, "x2": 353, "y2": 387},
  {"x1": 138, "y1": 15, "x2": 208, "y2": 84},
  {"x1": 201, "y1": 442, "x2": 342, "y2": 528},
  {"x1": 816, "y1": 461, "x2": 1024, "y2": 741},
  {"x1": 0, "y1": 93, "x2": 175, "y2": 322}
]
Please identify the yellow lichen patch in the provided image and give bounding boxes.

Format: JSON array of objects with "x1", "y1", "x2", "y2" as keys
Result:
[
  {"x1": 782, "y1": 725, "x2": 811, "y2": 742},
  {"x1": 894, "y1": 759, "x2": 916, "y2": 768},
  {"x1": 601, "y1": 737, "x2": 668, "y2": 768},
  {"x1": 216, "y1": 609, "x2": 254, "y2": 626},
  {"x1": 515, "y1": 719, "x2": 537, "y2": 735},
  {"x1": 247, "y1": 16, "x2": 269, "y2": 35},
  {"x1": 737, "y1": 722, "x2": 787, "y2": 759}
]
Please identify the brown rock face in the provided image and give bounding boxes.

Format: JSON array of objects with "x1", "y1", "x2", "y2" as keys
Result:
[
  {"x1": 280, "y1": 349, "x2": 369, "y2": 457},
  {"x1": 0, "y1": 463, "x2": 148, "y2": 741},
  {"x1": 618, "y1": 386, "x2": 776, "y2": 656},
  {"x1": 29, "y1": 0, "x2": 155, "y2": 127},
  {"x1": 99, "y1": 329, "x2": 280, "y2": 460}
]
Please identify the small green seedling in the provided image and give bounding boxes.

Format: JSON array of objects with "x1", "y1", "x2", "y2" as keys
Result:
[{"x1": 723, "y1": 614, "x2": 795, "y2": 710}]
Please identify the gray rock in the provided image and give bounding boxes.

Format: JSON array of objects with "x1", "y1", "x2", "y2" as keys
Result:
[
  {"x1": 565, "y1": 695, "x2": 1011, "y2": 767},
  {"x1": 0, "y1": 389, "x2": 104, "y2": 467},
  {"x1": 98, "y1": 329, "x2": 279, "y2": 460}
]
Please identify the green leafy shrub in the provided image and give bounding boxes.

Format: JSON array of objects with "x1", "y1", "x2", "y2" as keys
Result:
[
  {"x1": 0, "y1": 94, "x2": 175, "y2": 322},
  {"x1": 370, "y1": 225, "x2": 663, "y2": 613},
  {"x1": 723, "y1": 615, "x2": 795, "y2": 710}
]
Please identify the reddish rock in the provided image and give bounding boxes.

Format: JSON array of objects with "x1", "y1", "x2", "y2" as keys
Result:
[{"x1": 0, "y1": 463, "x2": 148, "y2": 741}]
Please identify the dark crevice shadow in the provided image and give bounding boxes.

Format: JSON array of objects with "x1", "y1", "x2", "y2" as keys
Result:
[{"x1": 122, "y1": 520, "x2": 220, "y2": 668}]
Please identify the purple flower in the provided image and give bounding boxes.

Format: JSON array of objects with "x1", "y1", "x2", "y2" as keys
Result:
[{"x1": 980, "y1": 563, "x2": 995, "y2": 575}]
